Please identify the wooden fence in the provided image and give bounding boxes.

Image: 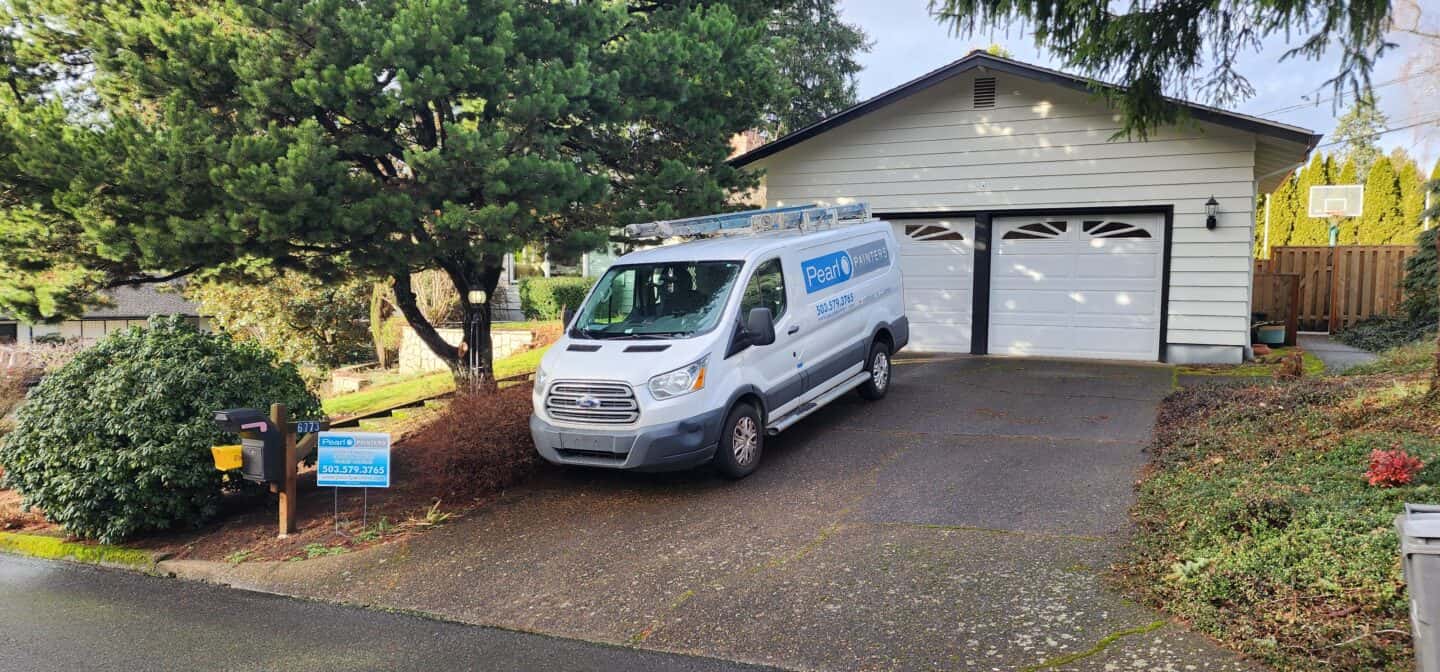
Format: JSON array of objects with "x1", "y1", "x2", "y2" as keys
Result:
[
  {"x1": 1251, "y1": 272, "x2": 1300, "y2": 345},
  {"x1": 1253, "y1": 245, "x2": 1415, "y2": 331}
]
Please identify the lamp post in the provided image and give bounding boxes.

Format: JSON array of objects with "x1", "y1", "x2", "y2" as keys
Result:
[{"x1": 467, "y1": 289, "x2": 486, "y2": 388}]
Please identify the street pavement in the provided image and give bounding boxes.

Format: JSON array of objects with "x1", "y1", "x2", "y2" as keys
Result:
[
  {"x1": 0, "y1": 554, "x2": 773, "y2": 672},
  {"x1": 169, "y1": 356, "x2": 1260, "y2": 671}
]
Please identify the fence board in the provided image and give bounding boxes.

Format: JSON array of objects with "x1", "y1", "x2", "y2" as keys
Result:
[
  {"x1": 1251, "y1": 272, "x2": 1301, "y2": 345},
  {"x1": 1254, "y1": 245, "x2": 1415, "y2": 332}
]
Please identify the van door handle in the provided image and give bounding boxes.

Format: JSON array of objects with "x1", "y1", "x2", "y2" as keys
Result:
[{"x1": 787, "y1": 325, "x2": 800, "y2": 335}]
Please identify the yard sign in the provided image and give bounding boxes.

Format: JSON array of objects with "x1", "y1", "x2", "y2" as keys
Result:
[{"x1": 316, "y1": 432, "x2": 391, "y2": 488}]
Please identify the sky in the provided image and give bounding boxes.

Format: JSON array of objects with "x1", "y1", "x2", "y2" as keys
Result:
[{"x1": 836, "y1": 0, "x2": 1440, "y2": 171}]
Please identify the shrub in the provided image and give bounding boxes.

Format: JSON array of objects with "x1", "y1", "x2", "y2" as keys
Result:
[
  {"x1": 405, "y1": 384, "x2": 539, "y2": 499},
  {"x1": 518, "y1": 277, "x2": 595, "y2": 320},
  {"x1": 1402, "y1": 228, "x2": 1437, "y2": 324},
  {"x1": 1366, "y1": 447, "x2": 1425, "y2": 487},
  {"x1": 1336, "y1": 314, "x2": 1436, "y2": 352},
  {"x1": 0, "y1": 317, "x2": 320, "y2": 542}
]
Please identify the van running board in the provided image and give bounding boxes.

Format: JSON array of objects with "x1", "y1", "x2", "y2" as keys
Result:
[{"x1": 766, "y1": 371, "x2": 872, "y2": 435}]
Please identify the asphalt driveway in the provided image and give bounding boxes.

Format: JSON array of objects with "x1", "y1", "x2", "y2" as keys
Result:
[{"x1": 177, "y1": 355, "x2": 1256, "y2": 671}]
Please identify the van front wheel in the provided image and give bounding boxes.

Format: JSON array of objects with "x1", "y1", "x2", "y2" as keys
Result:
[
  {"x1": 858, "y1": 342, "x2": 891, "y2": 401},
  {"x1": 714, "y1": 402, "x2": 763, "y2": 479}
]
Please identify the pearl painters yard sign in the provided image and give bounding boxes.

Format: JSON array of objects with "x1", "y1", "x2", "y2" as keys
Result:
[{"x1": 316, "y1": 432, "x2": 391, "y2": 488}]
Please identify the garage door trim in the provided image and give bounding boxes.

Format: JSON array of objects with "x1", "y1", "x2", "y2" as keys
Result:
[{"x1": 880, "y1": 205, "x2": 1175, "y2": 362}]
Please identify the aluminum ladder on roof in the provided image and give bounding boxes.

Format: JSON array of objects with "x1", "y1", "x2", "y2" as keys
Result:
[{"x1": 621, "y1": 202, "x2": 872, "y2": 239}]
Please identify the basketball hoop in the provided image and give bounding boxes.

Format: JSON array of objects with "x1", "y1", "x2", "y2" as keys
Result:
[{"x1": 1308, "y1": 185, "x2": 1363, "y2": 247}]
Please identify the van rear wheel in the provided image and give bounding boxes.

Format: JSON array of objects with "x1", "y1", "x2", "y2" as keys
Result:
[
  {"x1": 714, "y1": 402, "x2": 763, "y2": 479},
  {"x1": 858, "y1": 341, "x2": 891, "y2": 401}
]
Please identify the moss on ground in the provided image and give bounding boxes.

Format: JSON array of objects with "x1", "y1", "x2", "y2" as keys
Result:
[
  {"x1": 0, "y1": 531, "x2": 154, "y2": 568},
  {"x1": 1122, "y1": 342, "x2": 1440, "y2": 671},
  {"x1": 1177, "y1": 346, "x2": 1325, "y2": 378}
]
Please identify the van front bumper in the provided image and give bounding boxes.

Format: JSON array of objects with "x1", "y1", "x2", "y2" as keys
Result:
[{"x1": 530, "y1": 410, "x2": 724, "y2": 471}]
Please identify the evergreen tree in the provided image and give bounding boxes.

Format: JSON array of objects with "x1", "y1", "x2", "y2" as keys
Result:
[
  {"x1": 1266, "y1": 174, "x2": 1300, "y2": 250},
  {"x1": 927, "y1": 0, "x2": 1392, "y2": 139},
  {"x1": 1333, "y1": 96, "x2": 1388, "y2": 182},
  {"x1": 1289, "y1": 152, "x2": 1333, "y2": 246},
  {"x1": 0, "y1": 0, "x2": 782, "y2": 384},
  {"x1": 762, "y1": 0, "x2": 870, "y2": 138},
  {"x1": 1358, "y1": 156, "x2": 1404, "y2": 244},
  {"x1": 1398, "y1": 154, "x2": 1426, "y2": 242}
]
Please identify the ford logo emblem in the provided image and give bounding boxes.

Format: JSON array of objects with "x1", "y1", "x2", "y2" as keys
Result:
[{"x1": 576, "y1": 395, "x2": 601, "y2": 409}]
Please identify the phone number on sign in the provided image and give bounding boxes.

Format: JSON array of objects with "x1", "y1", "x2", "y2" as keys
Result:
[
  {"x1": 319, "y1": 465, "x2": 386, "y2": 475},
  {"x1": 815, "y1": 292, "x2": 854, "y2": 319}
]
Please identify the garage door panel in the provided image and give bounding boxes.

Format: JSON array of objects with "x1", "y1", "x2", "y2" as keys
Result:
[
  {"x1": 905, "y1": 287, "x2": 971, "y2": 312},
  {"x1": 1074, "y1": 254, "x2": 1160, "y2": 279},
  {"x1": 989, "y1": 213, "x2": 1164, "y2": 362},
  {"x1": 894, "y1": 219, "x2": 975, "y2": 353}
]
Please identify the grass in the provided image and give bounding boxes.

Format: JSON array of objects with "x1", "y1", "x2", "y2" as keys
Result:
[
  {"x1": 1345, "y1": 338, "x2": 1436, "y2": 377},
  {"x1": 0, "y1": 531, "x2": 154, "y2": 568},
  {"x1": 322, "y1": 345, "x2": 550, "y2": 419},
  {"x1": 1178, "y1": 346, "x2": 1326, "y2": 378},
  {"x1": 1122, "y1": 341, "x2": 1440, "y2": 671}
]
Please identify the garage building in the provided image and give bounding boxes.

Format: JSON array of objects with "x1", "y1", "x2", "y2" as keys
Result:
[{"x1": 731, "y1": 52, "x2": 1319, "y2": 364}]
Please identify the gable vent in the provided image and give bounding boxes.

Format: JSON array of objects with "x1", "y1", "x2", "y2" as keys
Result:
[{"x1": 973, "y1": 77, "x2": 997, "y2": 108}]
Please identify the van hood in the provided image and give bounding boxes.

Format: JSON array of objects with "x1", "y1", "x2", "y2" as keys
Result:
[{"x1": 538, "y1": 335, "x2": 719, "y2": 387}]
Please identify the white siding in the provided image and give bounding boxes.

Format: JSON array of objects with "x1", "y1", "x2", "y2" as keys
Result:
[{"x1": 750, "y1": 72, "x2": 1261, "y2": 353}]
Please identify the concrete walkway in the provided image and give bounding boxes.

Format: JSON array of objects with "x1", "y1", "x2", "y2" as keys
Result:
[
  {"x1": 1298, "y1": 333, "x2": 1377, "y2": 373},
  {"x1": 166, "y1": 357, "x2": 1257, "y2": 671}
]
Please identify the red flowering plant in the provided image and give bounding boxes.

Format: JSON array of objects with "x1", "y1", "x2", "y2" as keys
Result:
[{"x1": 1365, "y1": 447, "x2": 1426, "y2": 488}]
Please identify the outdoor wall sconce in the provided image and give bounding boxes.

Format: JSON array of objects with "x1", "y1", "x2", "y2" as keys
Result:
[{"x1": 1205, "y1": 196, "x2": 1220, "y2": 229}]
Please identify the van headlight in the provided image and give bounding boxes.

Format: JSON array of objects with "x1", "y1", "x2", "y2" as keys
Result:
[
  {"x1": 534, "y1": 363, "x2": 550, "y2": 391},
  {"x1": 648, "y1": 356, "x2": 708, "y2": 400}
]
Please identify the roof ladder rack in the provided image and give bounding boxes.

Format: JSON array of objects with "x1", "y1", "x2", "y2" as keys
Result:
[{"x1": 621, "y1": 202, "x2": 871, "y2": 239}]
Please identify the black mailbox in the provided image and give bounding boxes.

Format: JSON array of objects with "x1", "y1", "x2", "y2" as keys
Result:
[{"x1": 212, "y1": 408, "x2": 283, "y2": 484}]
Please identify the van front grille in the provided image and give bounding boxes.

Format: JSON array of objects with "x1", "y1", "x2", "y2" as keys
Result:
[{"x1": 545, "y1": 381, "x2": 639, "y2": 425}]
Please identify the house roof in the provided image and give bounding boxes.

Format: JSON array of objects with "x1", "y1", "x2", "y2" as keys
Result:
[
  {"x1": 82, "y1": 285, "x2": 200, "y2": 320},
  {"x1": 730, "y1": 51, "x2": 1321, "y2": 169}
]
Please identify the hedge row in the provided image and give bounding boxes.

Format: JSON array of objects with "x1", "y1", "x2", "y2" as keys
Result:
[{"x1": 518, "y1": 277, "x2": 595, "y2": 320}]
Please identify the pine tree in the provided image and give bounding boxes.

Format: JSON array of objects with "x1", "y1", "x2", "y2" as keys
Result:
[
  {"x1": 1333, "y1": 96, "x2": 1388, "y2": 182},
  {"x1": 0, "y1": 0, "x2": 784, "y2": 385},
  {"x1": 762, "y1": 0, "x2": 870, "y2": 138},
  {"x1": 1359, "y1": 156, "x2": 1404, "y2": 244},
  {"x1": 1289, "y1": 152, "x2": 1333, "y2": 245}
]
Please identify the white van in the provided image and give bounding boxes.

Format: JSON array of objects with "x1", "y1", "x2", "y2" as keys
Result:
[{"x1": 529, "y1": 204, "x2": 908, "y2": 478}]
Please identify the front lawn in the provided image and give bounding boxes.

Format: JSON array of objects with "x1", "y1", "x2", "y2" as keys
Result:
[
  {"x1": 1123, "y1": 344, "x2": 1440, "y2": 670},
  {"x1": 322, "y1": 345, "x2": 550, "y2": 419}
]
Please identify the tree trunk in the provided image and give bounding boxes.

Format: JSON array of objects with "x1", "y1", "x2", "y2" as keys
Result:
[{"x1": 390, "y1": 257, "x2": 506, "y2": 391}]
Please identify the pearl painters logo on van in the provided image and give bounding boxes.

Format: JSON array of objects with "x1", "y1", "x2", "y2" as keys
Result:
[{"x1": 800, "y1": 240, "x2": 890, "y2": 294}]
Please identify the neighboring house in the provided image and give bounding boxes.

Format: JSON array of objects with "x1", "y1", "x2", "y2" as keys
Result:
[
  {"x1": 0, "y1": 285, "x2": 206, "y2": 346},
  {"x1": 731, "y1": 52, "x2": 1319, "y2": 365}
]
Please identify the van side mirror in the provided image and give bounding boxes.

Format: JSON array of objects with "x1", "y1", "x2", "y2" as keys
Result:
[
  {"x1": 745, "y1": 307, "x2": 776, "y2": 347},
  {"x1": 561, "y1": 305, "x2": 576, "y2": 329}
]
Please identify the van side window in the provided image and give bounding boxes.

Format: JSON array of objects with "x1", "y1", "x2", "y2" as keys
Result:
[{"x1": 740, "y1": 258, "x2": 786, "y2": 320}]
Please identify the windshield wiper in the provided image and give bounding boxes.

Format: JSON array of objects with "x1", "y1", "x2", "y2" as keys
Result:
[{"x1": 579, "y1": 331, "x2": 672, "y2": 340}]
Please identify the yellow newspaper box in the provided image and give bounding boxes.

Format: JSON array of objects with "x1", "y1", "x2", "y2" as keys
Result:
[{"x1": 210, "y1": 444, "x2": 243, "y2": 471}]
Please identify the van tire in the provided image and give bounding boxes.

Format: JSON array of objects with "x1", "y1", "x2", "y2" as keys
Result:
[
  {"x1": 858, "y1": 341, "x2": 891, "y2": 401},
  {"x1": 714, "y1": 402, "x2": 763, "y2": 479}
]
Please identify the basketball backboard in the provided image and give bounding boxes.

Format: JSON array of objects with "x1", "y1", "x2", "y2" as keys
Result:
[{"x1": 1308, "y1": 185, "x2": 1363, "y2": 218}]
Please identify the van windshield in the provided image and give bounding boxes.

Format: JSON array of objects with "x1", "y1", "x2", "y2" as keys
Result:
[{"x1": 574, "y1": 261, "x2": 744, "y2": 339}]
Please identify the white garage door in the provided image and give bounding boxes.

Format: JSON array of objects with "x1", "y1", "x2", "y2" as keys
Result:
[
  {"x1": 989, "y1": 214, "x2": 1164, "y2": 361},
  {"x1": 893, "y1": 218, "x2": 975, "y2": 352}
]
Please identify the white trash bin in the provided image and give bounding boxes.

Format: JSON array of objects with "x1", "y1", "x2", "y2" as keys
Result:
[{"x1": 1397, "y1": 503, "x2": 1440, "y2": 671}]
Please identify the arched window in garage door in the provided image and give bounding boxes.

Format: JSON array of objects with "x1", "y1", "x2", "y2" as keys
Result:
[
  {"x1": 1001, "y1": 221, "x2": 1067, "y2": 240},
  {"x1": 1082, "y1": 220, "x2": 1153, "y2": 239},
  {"x1": 904, "y1": 223, "x2": 966, "y2": 242}
]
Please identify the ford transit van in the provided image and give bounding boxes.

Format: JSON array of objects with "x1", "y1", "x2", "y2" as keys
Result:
[{"x1": 529, "y1": 203, "x2": 907, "y2": 478}]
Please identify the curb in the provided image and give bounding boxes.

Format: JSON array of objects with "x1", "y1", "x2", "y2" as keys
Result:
[{"x1": 0, "y1": 531, "x2": 164, "y2": 573}]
